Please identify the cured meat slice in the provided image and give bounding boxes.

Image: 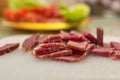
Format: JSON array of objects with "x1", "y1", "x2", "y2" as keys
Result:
[
  {"x1": 112, "y1": 51, "x2": 120, "y2": 60},
  {"x1": 91, "y1": 48, "x2": 114, "y2": 57},
  {"x1": 60, "y1": 31, "x2": 87, "y2": 42},
  {"x1": 86, "y1": 44, "x2": 95, "y2": 52},
  {"x1": 39, "y1": 34, "x2": 62, "y2": 43},
  {"x1": 49, "y1": 50, "x2": 72, "y2": 58},
  {"x1": 52, "y1": 52, "x2": 88, "y2": 63},
  {"x1": 36, "y1": 50, "x2": 72, "y2": 59},
  {"x1": 23, "y1": 33, "x2": 40, "y2": 51},
  {"x1": 111, "y1": 42, "x2": 120, "y2": 50},
  {"x1": 0, "y1": 43, "x2": 19, "y2": 55},
  {"x1": 67, "y1": 41, "x2": 88, "y2": 52},
  {"x1": 83, "y1": 31, "x2": 98, "y2": 44},
  {"x1": 33, "y1": 43, "x2": 67, "y2": 56},
  {"x1": 97, "y1": 27, "x2": 104, "y2": 46}
]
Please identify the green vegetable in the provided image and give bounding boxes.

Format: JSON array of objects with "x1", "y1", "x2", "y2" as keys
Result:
[
  {"x1": 8, "y1": 0, "x2": 44, "y2": 10},
  {"x1": 61, "y1": 3, "x2": 90, "y2": 22}
]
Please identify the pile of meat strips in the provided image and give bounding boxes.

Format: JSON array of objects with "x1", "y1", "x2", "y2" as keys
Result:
[{"x1": 1, "y1": 27, "x2": 120, "y2": 63}]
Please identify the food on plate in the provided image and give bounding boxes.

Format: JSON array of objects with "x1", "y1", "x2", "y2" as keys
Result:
[
  {"x1": 0, "y1": 43, "x2": 19, "y2": 55},
  {"x1": 97, "y1": 27, "x2": 104, "y2": 46},
  {"x1": 3, "y1": 3, "x2": 90, "y2": 23}
]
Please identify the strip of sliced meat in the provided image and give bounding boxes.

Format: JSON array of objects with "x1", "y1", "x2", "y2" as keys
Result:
[
  {"x1": 0, "y1": 43, "x2": 19, "y2": 55},
  {"x1": 97, "y1": 27, "x2": 104, "y2": 46},
  {"x1": 39, "y1": 34, "x2": 62, "y2": 43},
  {"x1": 112, "y1": 51, "x2": 120, "y2": 60},
  {"x1": 83, "y1": 31, "x2": 98, "y2": 44},
  {"x1": 60, "y1": 31, "x2": 87, "y2": 42},
  {"x1": 23, "y1": 33, "x2": 40, "y2": 51},
  {"x1": 36, "y1": 50, "x2": 72, "y2": 59},
  {"x1": 86, "y1": 44, "x2": 95, "y2": 52},
  {"x1": 32, "y1": 43, "x2": 67, "y2": 56},
  {"x1": 91, "y1": 48, "x2": 114, "y2": 57},
  {"x1": 67, "y1": 41, "x2": 88, "y2": 52},
  {"x1": 52, "y1": 52, "x2": 88, "y2": 63},
  {"x1": 111, "y1": 42, "x2": 120, "y2": 50}
]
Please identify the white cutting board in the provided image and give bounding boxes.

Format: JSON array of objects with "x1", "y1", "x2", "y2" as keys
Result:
[{"x1": 0, "y1": 35, "x2": 120, "y2": 80}]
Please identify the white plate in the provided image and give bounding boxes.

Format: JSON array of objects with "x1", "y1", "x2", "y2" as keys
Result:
[{"x1": 0, "y1": 35, "x2": 120, "y2": 80}]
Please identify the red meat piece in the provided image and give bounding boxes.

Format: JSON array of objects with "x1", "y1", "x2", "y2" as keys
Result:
[
  {"x1": 36, "y1": 50, "x2": 72, "y2": 59},
  {"x1": 39, "y1": 34, "x2": 62, "y2": 43},
  {"x1": 111, "y1": 42, "x2": 120, "y2": 50},
  {"x1": 23, "y1": 33, "x2": 40, "y2": 51},
  {"x1": 112, "y1": 51, "x2": 120, "y2": 60},
  {"x1": 0, "y1": 43, "x2": 19, "y2": 55},
  {"x1": 33, "y1": 43, "x2": 67, "y2": 56},
  {"x1": 86, "y1": 44, "x2": 95, "y2": 52},
  {"x1": 60, "y1": 31, "x2": 87, "y2": 42},
  {"x1": 83, "y1": 31, "x2": 98, "y2": 44},
  {"x1": 91, "y1": 48, "x2": 114, "y2": 57},
  {"x1": 67, "y1": 41, "x2": 88, "y2": 52},
  {"x1": 52, "y1": 52, "x2": 88, "y2": 63},
  {"x1": 97, "y1": 27, "x2": 104, "y2": 46}
]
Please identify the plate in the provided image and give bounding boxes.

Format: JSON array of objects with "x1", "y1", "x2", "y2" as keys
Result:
[
  {"x1": 0, "y1": 35, "x2": 120, "y2": 80},
  {"x1": 1, "y1": 18, "x2": 90, "y2": 30}
]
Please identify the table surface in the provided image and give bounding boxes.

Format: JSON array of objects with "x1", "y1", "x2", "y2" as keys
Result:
[{"x1": 0, "y1": 13, "x2": 120, "y2": 38}]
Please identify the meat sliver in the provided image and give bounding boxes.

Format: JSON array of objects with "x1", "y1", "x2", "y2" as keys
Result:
[
  {"x1": 67, "y1": 41, "x2": 88, "y2": 52},
  {"x1": 0, "y1": 43, "x2": 19, "y2": 55},
  {"x1": 111, "y1": 42, "x2": 120, "y2": 50},
  {"x1": 52, "y1": 52, "x2": 88, "y2": 62},
  {"x1": 91, "y1": 48, "x2": 114, "y2": 57},
  {"x1": 86, "y1": 44, "x2": 95, "y2": 52},
  {"x1": 83, "y1": 31, "x2": 98, "y2": 44},
  {"x1": 36, "y1": 50, "x2": 72, "y2": 59},
  {"x1": 39, "y1": 34, "x2": 62, "y2": 43},
  {"x1": 97, "y1": 27, "x2": 104, "y2": 46},
  {"x1": 33, "y1": 43, "x2": 67, "y2": 56},
  {"x1": 23, "y1": 33, "x2": 40, "y2": 51},
  {"x1": 112, "y1": 51, "x2": 120, "y2": 60}
]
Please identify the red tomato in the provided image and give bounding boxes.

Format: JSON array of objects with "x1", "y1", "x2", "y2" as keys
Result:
[
  {"x1": 24, "y1": 12, "x2": 38, "y2": 22},
  {"x1": 37, "y1": 14, "x2": 47, "y2": 22},
  {"x1": 16, "y1": 8, "x2": 29, "y2": 21},
  {"x1": 3, "y1": 9, "x2": 17, "y2": 21}
]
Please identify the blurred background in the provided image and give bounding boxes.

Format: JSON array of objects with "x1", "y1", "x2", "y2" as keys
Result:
[{"x1": 0, "y1": 0, "x2": 120, "y2": 38}]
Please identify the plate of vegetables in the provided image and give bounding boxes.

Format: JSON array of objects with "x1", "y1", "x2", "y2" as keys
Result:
[{"x1": 2, "y1": 0, "x2": 90, "y2": 30}]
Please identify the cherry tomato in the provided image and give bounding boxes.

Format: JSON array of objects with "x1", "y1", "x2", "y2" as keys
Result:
[{"x1": 3, "y1": 9, "x2": 17, "y2": 21}]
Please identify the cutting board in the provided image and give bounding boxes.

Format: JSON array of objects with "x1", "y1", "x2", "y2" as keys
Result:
[{"x1": 0, "y1": 35, "x2": 120, "y2": 80}]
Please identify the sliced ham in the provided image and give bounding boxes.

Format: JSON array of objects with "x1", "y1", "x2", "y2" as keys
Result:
[
  {"x1": 60, "y1": 31, "x2": 87, "y2": 42},
  {"x1": 97, "y1": 27, "x2": 104, "y2": 46},
  {"x1": 33, "y1": 43, "x2": 67, "y2": 56},
  {"x1": 39, "y1": 34, "x2": 62, "y2": 43},
  {"x1": 67, "y1": 41, "x2": 88, "y2": 52},
  {"x1": 83, "y1": 31, "x2": 98, "y2": 44},
  {"x1": 36, "y1": 50, "x2": 72, "y2": 59},
  {"x1": 111, "y1": 42, "x2": 120, "y2": 50},
  {"x1": 112, "y1": 51, "x2": 120, "y2": 60},
  {"x1": 23, "y1": 33, "x2": 40, "y2": 51},
  {"x1": 52, "y1": 52, "x2": 88, "y2": 63},
  {"x1": 91, "y1": 48, "x2": 114, "y2": 57},
  {"x1": 0, "y1": 43, "x2": 19, "y2": 55},
  {"x1": 86, "y1": 44, "x2": 95, "y2": 52}
]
